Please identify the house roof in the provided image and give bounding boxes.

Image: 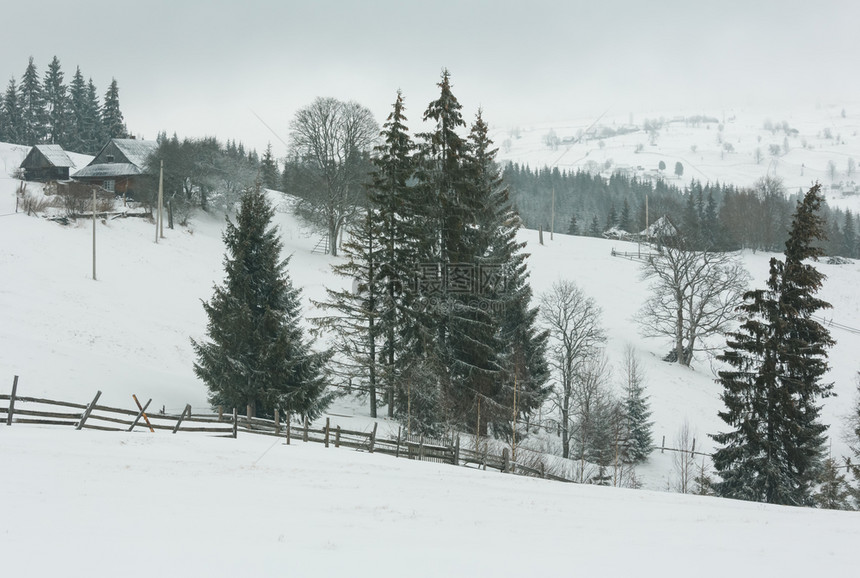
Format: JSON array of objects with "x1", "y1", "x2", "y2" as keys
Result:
[
  {"x1": 72, "y1": 138, "x2": 158, "y2": 180},
  {"x1": 111, "y1": 139, "x2": 158, "y2": 168},
  {"x1": 72, "y1": 163, "x2": 143, "y2": 179},
  {"x1": 31, "y1": 144, "x2": 74, "y2": 168}
]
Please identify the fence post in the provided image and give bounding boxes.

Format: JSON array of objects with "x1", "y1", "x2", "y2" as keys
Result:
[
  {"x1": 76, "y1": 390, "x2": 102, "y2": 430},
  {"x1": 503, "y1": 447, "x2": 510, "y2": 473},
  {"x1": 454, "y1": 435, "x2": 460, "y2": 466},
  {"x1": 6, "y1": 375, "x2": 19, "y2": 426},
  {"x1": 172, "y1": 404, "x2": 191, "y2": 434},
  {"x1": 369, "y1": 422, "x2": 378, "y2": 453},
  {"x1": 274, "y1": 410, "x2": 280, "y2": 435},
  {"x1": 286, "y1": 412, "x2": 291, "y2": 445},
  {"x1": 691, "y1": 438, "x2": 696, "y2": 453},
  {"x1": 395, "y1": 426, "x2": 402, "y2": 458},
  {"x1": 218, "y1": 406, "x2": 223, "y2": 422},
  {"x1": 324, "y1": 418, "x2": 330, "y2": 448},
  {"x1": 661, "y1": 435, "x2": 665, "y2": 454},
  {"x1": 335, "y1": 426, "x2": 341, "y2": 448},
  {"x1": 246, "y1": 404, "x2": 253, "y2": 425},
  {"x1": 303, "y1": 416, "x2": 309, "y2": 442},
  {"x1": 232, "y1": 408, "x2": 238, "y2": 438},
  {"x1": 128, "y1": 396, "x2": 153, "y2": 432},
  {"x1": 419, "y1": 435, "x2": 425, "y2": 461}
]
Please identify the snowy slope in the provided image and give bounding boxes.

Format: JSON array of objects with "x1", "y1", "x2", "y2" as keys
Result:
[
  {"x1": 3, "y1": 139, "x2": 860, "y2": 574},
  {"x1": 2, "y1": 139, "x2": 859, "y2": 485},
  {"x1": 3, "y1": 426, "x2": 858, "y2": 578},
  {"x1": 493, "y1": 102, "x2": 860, "y2": 213}
]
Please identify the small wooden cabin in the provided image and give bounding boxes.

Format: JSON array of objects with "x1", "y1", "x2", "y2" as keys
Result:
[
  {"x1": 72, "y1": 138, "x2": 158, "y2": 199},
  {"x1": 19, "y1": 144, "x2": 75, "y2": 181}
]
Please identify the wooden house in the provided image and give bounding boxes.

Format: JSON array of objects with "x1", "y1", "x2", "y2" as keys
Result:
[
  {"x1": 19, "y1": 144, "x2": 76, "y2": 181},
  {"x1": 72, "y1": 138, "x2": 158, "y2": 199}
]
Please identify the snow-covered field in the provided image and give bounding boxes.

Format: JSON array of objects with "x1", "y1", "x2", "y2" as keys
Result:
[
  {"x1": 493, "y1": 102, "x2": 860, "y2": 214},
  {"x1": 2, "y1": 135, "x2": 860, "y2": 575}
]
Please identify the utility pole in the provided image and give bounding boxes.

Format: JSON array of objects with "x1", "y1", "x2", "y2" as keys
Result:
[
  {"x1": 92, "y1": 188, "x2": 97, "y2": 281},
  {"x1": 512, "y1": 374, "x2": 518, "y2": 462},
  {"x1": 551, "y1": 186, "x2": 555, "y2": 241},
  {"x1": 155, "y1": 160, "x2": 164, "y2": 242}
]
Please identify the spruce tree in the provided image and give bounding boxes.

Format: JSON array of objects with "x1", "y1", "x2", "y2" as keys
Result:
[
  {"x1": 102, "y1": 78, "x2": 128, "y2": 138},
  {"x1": 1, "y1": 79, "x2": 23, "y2": 144},
  {"x1": 842, "y1": 210, "x2": 856, "y2": 258},
  {"x1": 712, "y1": 184, "x2": 834, "y2": 505},
  {"x1": 589, "y1": 215, "x2": 601, "y2": 237},
  {"x1": 621, "y1": 348, "x2": 653, "y2": 463},
  {"x1": 83, "y1": 79, "x2": 106, "y2": 153},
  {"x1": 619, "y1": 199, "x2": 632, "y2": 232},
  {"x1": 313, "y1": 207, "x2": 384, "y2": 417},
  {"x1": 43, "y1": 56, "x2": 70, "y2": 146},
  {"x1": 260, "y1": 143, "x2": 279, "y2": 189},
  {"x1": 67, "y1": 67, "x2": 89, "y2": 152},
  {"x1": 405, "y1": 69, "x2": 470, "y2": 432},
  {"x1": 567, "y1": 213, "x2": 578, "y2": 235},
  {"x1": 813, "y1": 456, "x2": 852, "y2": 510},
  {"x1": 368, "y1": 89, "x2": 416, "y2": 420},
  {"x1": 19, "y1": 57, "x2": 45, "y2": 145},
  {"x1": 192, "y1": 185, "x2": 330, "y2": 419},
  {"x1": 463, "y1": 109, "x2": 549, "y2": 438}
]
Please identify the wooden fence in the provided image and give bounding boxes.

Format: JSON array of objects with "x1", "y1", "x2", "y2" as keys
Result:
[
  {"x1": 0, "y1": 376, "x2": 535, "y2": 475},
  {"x1": 1, "y1": 376, "x2": 721, "y2": 483}
]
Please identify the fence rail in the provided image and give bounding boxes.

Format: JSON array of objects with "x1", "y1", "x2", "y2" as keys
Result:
[{"x1": 4, "y1": 375, "x2": 711, "y2": 483}]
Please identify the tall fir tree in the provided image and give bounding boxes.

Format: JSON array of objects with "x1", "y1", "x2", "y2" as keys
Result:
[
  {"x1": 192, "y1": 185, "x2": 330, "y2": 419},
  {"x1": 1, "y1": 78, "x2": 23, "y2": 144},
  {"x1": 43, "y1": 56, "x2": 70, "y2": 146},
  {"x1": 712, "y1": 184, "x2": 834, "y2": 505},
  {"x1": 312, "y1": 207, "x2": 384, "y2": 417},
  {"x1": 260, "y1": 143, "x2": 279, "y2": 190},
  {"x1": 67, "y1": 66, "x2": 89, "y2": 152},
  {"x1": 83, "y1": 79, "x2": 106, "y2": 153},
  {"x1": 19, "y1": 57, "x2": 45, "y2": 145},
  {"x1": 102, "y1": 78, "x2": 128, "y2": 139},
  {"x1": 462, "y1": 109, "x2": 549, "y2": 437},
  {"x1": 367, "y1": 89, "x2": 416, "y2": 419},
  {"x1": 621, "y1": 349, "x2": 653, "y2": 463}
]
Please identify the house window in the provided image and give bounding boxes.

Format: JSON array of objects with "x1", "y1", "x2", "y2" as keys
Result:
[
  {"x1": 103, "y1": 180, "x2": 115, "y2": 193},
  {"x1": 106, "y1": 154, "x2": 115, "y2": 162}
]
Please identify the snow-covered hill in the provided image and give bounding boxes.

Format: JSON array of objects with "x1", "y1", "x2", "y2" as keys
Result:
[
  {"x1": 3, "y1": 138, "x2": 860, "y2": 574},
  {"x1": 2, "y1": 139, "x2": 859, "y2": 479},
  {"x1": 492, "y1": 102, "x2": 860, "y2": 213}
]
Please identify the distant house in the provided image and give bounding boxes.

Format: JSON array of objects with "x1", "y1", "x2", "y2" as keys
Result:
[
  {"x1": 72, "y1": 138, "x2": 158, "y2": 199},
  {"x1": 19, "y1": 144, "x2": 76, "y2": 181}
]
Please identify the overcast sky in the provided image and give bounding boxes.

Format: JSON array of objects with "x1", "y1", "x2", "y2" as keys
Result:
[{"x1": 2, "y1": 0, "x2": 857, "y2": 158}]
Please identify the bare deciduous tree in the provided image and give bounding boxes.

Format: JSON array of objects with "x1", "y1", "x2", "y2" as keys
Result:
[
  {"x1": 672, "y1": 420, "x2": 697, "y2": 494},
  {"x1": 638, "y1": 236, "x2": 749, "y2": 366},
  {"x1": 539, "y1": 280, "x2": 606, "y2": 459},
  {"x1": 289, "y1": 97, "x2": 379, "y2": 256}
]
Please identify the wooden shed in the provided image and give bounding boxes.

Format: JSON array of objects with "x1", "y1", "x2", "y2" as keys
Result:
[{"x1": 19, "y1": 144, "x2": 75, "y2": 181}]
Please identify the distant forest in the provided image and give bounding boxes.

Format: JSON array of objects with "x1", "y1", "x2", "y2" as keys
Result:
[
  {"x1": 505, "y1": 164, "x2": 859, "y2": 259},
  {"x1": 0, "y1": 56, "x2": 129, "y2": 154}
]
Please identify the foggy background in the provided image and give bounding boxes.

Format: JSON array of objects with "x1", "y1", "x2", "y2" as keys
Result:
[{"x1": 2, "y1": 0, "x2": 856, "y2": 156}]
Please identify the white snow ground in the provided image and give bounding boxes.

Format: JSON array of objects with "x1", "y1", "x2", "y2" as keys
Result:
[{"x1": 2, "y1": 136, "x2": 860, "y2": 575}]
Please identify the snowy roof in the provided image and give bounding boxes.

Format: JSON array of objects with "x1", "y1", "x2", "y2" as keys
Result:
[
  {"x1": 640, "y1": 215, "x2": 677, "y2": 237},
  {"x1": 111, "y1": 139, "x2": 158, "y2": 168},
  {"x1": 33, "y1": 144, "x2": 74, "y2": 168},
  {"x1": 72, "y1": 163, "x2": 143, "y2": 179}
]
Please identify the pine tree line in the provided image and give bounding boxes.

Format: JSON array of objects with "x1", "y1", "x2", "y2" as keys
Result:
[
  {"x1": 145, "y1": 133, "x2": 262, "y2": 220},
  {"x1": 0, "y1": 56, "x2": 128, "y2": 153},
  {"x1": 507, "y1": 166, "x2": 860, "y2": 258},
  {"x1": 315, "y1": 72, "x2": 550, "y2": 438}
]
